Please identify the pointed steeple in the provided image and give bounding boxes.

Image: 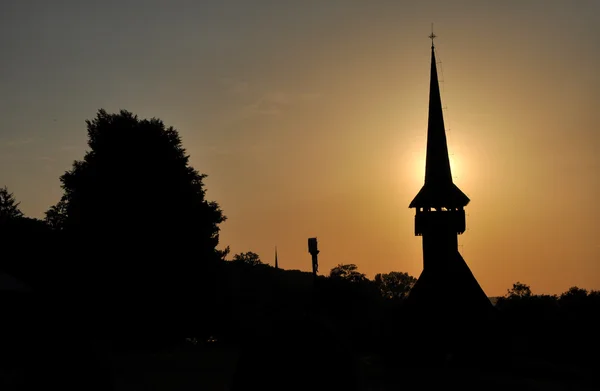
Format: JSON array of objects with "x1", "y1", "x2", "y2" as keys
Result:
[
  {"x1": 274, "y1": 246, "x2": 278, "y2": 269},
  {"x1": 425, "y1": 41, "x2": 453, "y2": 187},
  {"x1": 409, "y1": 36, "x2": 470, "y2": 209},
  {"x1": 404, "y1": 32, "x2": 494, "y2": 352}
]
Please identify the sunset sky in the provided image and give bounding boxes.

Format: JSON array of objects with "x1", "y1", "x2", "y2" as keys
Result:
[{"x1": 1, "y1": 1, "x2": 598, "y2": 296}]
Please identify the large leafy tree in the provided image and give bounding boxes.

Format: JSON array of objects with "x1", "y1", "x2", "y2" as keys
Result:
[
  {"x1": 50, "y1": 109, "x2": 225, "y2": 250},
  {"x1": 47, "y1": 109, "x2": 227, "y2": 313}
]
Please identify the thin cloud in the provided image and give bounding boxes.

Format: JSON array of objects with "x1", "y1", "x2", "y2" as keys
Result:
[
  {"x1": 2, "y1": 137, "x2": 39, "y2": 148},
  {"x1": 194, "y1": 145, "x2": 232, "y2": 157},
  {"x1": 220, "y1": 77, "x2": 322, "y2": 118},
  {"x1": 35, "y1": 156, "x2": 55, "y2": 162},
  {"x1": 59, "y1": 145, "x2": 83, "y2": 152},
  {"x1": 239, "y1": 90, "x2": 322, "y2": 118},
  {"x1": 242, "y1": 96, "x2": 285, "y2": 117},
  {"x1": 220, "y1": 77, "x2": 250, "y2": 96}
]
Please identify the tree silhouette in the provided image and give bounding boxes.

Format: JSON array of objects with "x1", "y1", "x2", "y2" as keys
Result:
[
  {"x1": 0, "y1": 186, "x2": 52, "y2": 287},
  {"x1": 52, "y1": 109, "x2": 225, "y2": 247},
  {"x1": 560, "y1": 286, "x2": 588, "y2": 301},
  {"x1": 0, "y1": 186, "x2": 24, "y2": 222},
  {"x1": 232, "y1": 251, "x2": 262, "y2": 266},
  {"x1": 506, "y1": 281, "x2": 532, "y2": 298},
  {"x1": 0, "y1": 186, "x2": 49, "y2": 235},
  {"x1": 374, "y1": 271, "x2": 416, "y2": 300},
  {"x1": 44, "y1": 199, "x2": 67, "y2": 230},
  {"x1": 46, "y1": 109, "x2": 227, "y2": 325},
  {"x1": 329, "y1": 264, "x2": 366, "y2": 283},
  {"x1": 559, "y1": 286, "x2": 591, "y2": 320}
]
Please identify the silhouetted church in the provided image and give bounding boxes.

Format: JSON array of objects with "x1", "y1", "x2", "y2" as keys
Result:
[{"x1": 406, "y1": 35, "x2": 494, "y2": 324}]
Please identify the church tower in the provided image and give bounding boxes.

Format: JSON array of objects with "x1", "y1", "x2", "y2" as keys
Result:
[{"x1": 406, "y1": 34, "x2": 493, "y2": 320}]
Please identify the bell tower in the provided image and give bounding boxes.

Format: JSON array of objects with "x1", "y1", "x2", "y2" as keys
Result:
[{"x1": 406, "y1": 33, "x2": 492, "y2": 319}]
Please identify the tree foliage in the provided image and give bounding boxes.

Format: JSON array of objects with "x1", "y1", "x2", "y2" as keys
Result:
[
  {"x1": 494, "y1": 281, "x2": 600, "y2": 367},
  {"x1": 47, "y1": 109, "x2": 226, "y2": 262},
  {"x1": 560, "y1": 286, "x2": 588, "y2": 301},
  {"x1": 232, "y1": 251, "x2": 262, "y2": 266},
  {"x1": 0, "y1": 186, "x2": 52, "y2": 286},
  {"x1": 43, "y1": 109, "x2": 228, "y2": 324},
  {"x1": 44, "y1": 199, "x2": 67, "y2": 231},
  {"x1": 329, "y1": 264, "x2": 366, "y2": 283},
  {"x1": 506, "y1": 281, "x2": 532, "y2": 298},
  {"x1": 374, "y1": 271, "x2": 417, "y2": 300},
  {"x1": 0, "y1": 186, "x2": 24, "y2": 221}
]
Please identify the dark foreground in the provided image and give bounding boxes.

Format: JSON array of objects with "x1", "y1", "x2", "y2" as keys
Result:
[{"x1": 1, "y1": 341, "x2": 598, "y2": 391}]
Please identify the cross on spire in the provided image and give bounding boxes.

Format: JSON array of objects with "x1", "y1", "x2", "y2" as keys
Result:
[{"x1": 429, "y1": 23, "x2": 436, "y2": 48}]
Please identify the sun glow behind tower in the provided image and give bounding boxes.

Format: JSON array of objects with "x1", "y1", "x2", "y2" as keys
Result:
[
  {"x1": 405, "y1": 146, "x2": 466, "y2": 193},
  {"x1": 2, "y1": 1, "x2": 598, "y2": 295}
]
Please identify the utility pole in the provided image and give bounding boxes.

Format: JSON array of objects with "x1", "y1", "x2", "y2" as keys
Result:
[
  {"x1": 308, "y1": 237, "x2": 319, "y2": 283},
  {"x1": 307, "y1": 237, "x2": 320, "y2": 317}
]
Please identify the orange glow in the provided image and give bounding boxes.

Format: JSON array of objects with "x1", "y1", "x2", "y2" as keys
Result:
[{"x1": 2, "y1": 2, "x2": 599, "y2": 297}]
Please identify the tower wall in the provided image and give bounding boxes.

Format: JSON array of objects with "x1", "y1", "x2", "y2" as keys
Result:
[
  {"x1": 422, "y1": 230, "x2": 458, "y2": 271},
  {"x1": 416, "y1": 209, "x2": 464, "y2": 271}
]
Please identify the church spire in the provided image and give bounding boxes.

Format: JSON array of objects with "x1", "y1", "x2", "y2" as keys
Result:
[
  {"x1": 425, "y1": 41, "x2": 453, "y2": 187},
  {"x1": 274, "y1": 246, "x2": 278, "y2": 269},
  {"x1": 404, "y1": 32, "x2": 493, "y2": 332},
  {"x1": 409, "y1": 35, "x2": 470, "y2": 209}
]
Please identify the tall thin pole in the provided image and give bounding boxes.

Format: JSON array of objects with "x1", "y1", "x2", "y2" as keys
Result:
[
  {"x1": 308, "y1": 238, "x2": 319, "y2": 285},
  {"x1": 307, "y1": 238, "x2": 320, "y2": 317}
]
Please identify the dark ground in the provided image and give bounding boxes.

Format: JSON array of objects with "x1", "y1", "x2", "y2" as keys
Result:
[{"x1": 1, "y1": 340, "x2": 599, "y2": 391}]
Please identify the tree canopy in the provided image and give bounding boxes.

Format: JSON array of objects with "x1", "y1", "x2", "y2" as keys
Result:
[
  {"x1": 232, "y1": 251, "x2": 262, "y2": 266},
  {"x1": 44, "y1": 109, "x2": 228, "y2": 323},
  {"x1": 0, "y1": 186, "x2": 24, "y2": 222},
  {"x1": 374, "y1": 271, "x2": 417, "y2": 300},
  {"x1": 329, "y1": 264, "x2": 367, "y2": 283},
  {"x1": 48, "y1": 109, "x2": 226, "y2": 261},
  {"x1": 506, "y1": 281, "x2": 532, "y2": 298}
]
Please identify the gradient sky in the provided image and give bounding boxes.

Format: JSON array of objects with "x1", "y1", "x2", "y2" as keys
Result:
[{"x1": 1, "y1": 0, "x2": 598, "y2": 296}]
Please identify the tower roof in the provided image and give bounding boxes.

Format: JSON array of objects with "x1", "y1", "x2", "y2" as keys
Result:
[{"x1": 410, "y1": 41, "x2": 470, "y2": 209}]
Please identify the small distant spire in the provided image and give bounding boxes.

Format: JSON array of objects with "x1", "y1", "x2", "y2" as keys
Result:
[
  {"x1": 275, "y1": 246, "x2": 278, "y2": 269},
  {"x1": 429, "y1": 23, "x2": 436, "y2": 48}
]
